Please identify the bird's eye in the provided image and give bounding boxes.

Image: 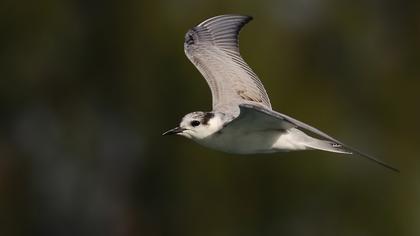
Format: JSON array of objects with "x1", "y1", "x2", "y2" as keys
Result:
[{"x1": 190, "y1": 120, "x2": 200, "y2": 127}]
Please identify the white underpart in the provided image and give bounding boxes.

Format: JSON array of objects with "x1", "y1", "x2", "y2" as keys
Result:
[
  {"x1": 194, "y1": 125, "x2": 312, "y2": 154},
  {"x1": 271, "y1": 128, "x2": 310, "y2": 151}
]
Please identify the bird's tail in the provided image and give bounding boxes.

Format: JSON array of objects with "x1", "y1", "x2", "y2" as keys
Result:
[
  {"x1": 303, "y1": 135, "x2": 399, "y2": 172},
  {"x1": 304, "y1": 138, "x2": 351, "y2": 155}
]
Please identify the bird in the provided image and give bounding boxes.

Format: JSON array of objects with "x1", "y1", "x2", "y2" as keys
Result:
[{"x1": 163, "y1": 14, "x2": 398, "y2": 172}]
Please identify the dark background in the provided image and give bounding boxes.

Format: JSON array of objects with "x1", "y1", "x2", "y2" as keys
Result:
[{"x1": 1, "y1": 0, "x2": 419, "y2": 235}]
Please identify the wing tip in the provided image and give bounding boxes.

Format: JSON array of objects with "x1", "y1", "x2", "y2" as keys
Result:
[
  {"x1": 184, "y1": 14, "x2": 254, "y2": 49},
  {"x1": 345, "y1": 146, "x2": 400, "y2": 173},
  {"x1": 198, "y1": 14, "x2": 253, "y2": 26}
]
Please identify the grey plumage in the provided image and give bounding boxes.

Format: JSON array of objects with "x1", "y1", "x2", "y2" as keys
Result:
[{"x1": 185, "y1": 15, "x2": 271, "y2": 115}]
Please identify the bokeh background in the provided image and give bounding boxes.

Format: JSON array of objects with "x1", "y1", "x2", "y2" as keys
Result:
[{"x1": 1, "y1": 0, "x2": 419, "y2": 235}]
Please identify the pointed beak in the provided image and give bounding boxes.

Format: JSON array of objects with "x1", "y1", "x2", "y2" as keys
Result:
[{"x1": 162, "y1": 127, "x2": 186, "y2": 136}]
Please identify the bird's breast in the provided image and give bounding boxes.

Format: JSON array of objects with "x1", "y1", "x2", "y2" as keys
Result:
[{"x1": 195, "y1": 128, "x2": 282, "y2": 154}]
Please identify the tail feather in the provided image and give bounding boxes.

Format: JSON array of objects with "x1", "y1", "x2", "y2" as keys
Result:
[
  {"x1": 305, "y1": 139, "x2": 351, "y2": 155},
  {"x1": 305, "y1": 138, "x2": 399, "y2": 172}
]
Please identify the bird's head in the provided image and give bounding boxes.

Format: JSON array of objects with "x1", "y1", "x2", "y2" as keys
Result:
[{"x1": 163, "y1": 111, "x2": 224, "y2": 140}]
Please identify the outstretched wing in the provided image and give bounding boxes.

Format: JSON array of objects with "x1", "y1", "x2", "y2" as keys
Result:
[
  {"x1": 184, "y1": 15, "x2": 271, "y2": 114},
  {"x1": 228, "y1": 104, "x2": 399, "y2": 172}
]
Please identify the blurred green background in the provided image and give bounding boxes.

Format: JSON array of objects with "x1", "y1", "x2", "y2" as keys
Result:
[{"x1": 1, "y1": 0, "x2": 419, "y2": 235}]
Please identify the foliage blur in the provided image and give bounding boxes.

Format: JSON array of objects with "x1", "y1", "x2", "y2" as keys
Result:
[{"x1": 1, "y1": 0, "x2": 419, "y2": 235}]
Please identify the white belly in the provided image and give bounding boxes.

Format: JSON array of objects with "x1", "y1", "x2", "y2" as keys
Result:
[{"x1": 195, "y1": 128, "x2": 308, "y2": 154}]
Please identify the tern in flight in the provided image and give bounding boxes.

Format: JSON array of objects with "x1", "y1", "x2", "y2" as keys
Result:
[{"x1": 163, "y1": 14, "x2": 398, "y2": 172}]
